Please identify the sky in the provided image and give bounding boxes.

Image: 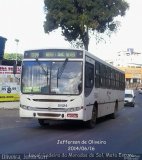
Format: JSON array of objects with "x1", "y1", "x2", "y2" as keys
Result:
[{"x1": 0, "y1": 0, "x2": 141, "y2": 60}]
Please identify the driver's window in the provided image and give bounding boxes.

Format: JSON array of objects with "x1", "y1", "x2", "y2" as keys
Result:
[{"x1": 85, "y1": 62, "x2": 94, "y2": 97}]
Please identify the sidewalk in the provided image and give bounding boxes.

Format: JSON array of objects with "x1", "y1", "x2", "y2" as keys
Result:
[{"x1": 0, "y1": 102, "x2": 20, "y2": 109}]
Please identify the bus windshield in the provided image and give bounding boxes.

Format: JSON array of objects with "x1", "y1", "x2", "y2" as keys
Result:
[{"x1": 21, "y1": 61, "x2": 82, "y2": 95}]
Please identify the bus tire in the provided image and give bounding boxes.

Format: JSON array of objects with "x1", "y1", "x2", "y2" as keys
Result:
[
  {"x1": 38, "y1": 119, "x2": 49, "y2": 127},
  {"x1": 86, "y1": 106, "x2": 97, "y2": 129},
  {"x1": 110, "y1": 101, "x2": 118, "y2": 119}
]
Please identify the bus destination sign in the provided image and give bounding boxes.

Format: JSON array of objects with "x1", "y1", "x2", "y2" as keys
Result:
[{"x1": 24, "y1": 49, "x2": 83, "y2": 59}]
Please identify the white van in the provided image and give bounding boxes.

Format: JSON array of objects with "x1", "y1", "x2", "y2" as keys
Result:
[
  {"x1": 138, "y1": 88, "x2": 142, "y2": 94},
  {"x1": 124, "y1": 89, "x2": 135, "y2": 107}
]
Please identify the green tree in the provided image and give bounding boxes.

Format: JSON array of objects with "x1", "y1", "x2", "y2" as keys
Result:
[
  {"x1": 4, "y1": 53, "x2": 23, "y2": 61},
  {"x1": 44, "y1": 0, "x2": 129, "y2": 50}
]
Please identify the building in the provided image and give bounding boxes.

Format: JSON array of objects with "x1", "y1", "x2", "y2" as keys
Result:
[
  {"x1": 106, "y1": 49, "x2": 142, "y2": 89},
  {"x1": 0, "y1": 36, "x2": 21, "y2": 101}
]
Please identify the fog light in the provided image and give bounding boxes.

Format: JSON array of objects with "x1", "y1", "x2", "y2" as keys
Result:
[{"x1": 33, "y1": 113, "x2": 36, "y2": 117}]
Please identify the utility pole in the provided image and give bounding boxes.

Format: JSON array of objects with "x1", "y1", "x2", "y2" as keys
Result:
[{"x1": 15, "y1": 39, "x2": 19, "y2": 64}]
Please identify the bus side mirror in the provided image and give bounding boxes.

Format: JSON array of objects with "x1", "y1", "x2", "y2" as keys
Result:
[{"x1": 13, "y1": 61, "x2": 17, "y2": 75}]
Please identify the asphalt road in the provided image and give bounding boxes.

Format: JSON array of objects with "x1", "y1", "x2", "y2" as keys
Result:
[{"x1": 0, "y1": 91, "x2": 142, "y2": 159}]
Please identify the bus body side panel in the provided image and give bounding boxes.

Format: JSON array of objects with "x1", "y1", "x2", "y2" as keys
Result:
[{"x1": 83, "y1": 51, "x2": 125, "y2": 121}]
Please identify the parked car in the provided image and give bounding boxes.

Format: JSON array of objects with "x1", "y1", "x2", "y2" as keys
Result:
[
  {"x1": 138, "y1": 88, "x2": 142, "y2": 94},
  {"x1": 124, "y1": 89, "x2": 135, "y2": 107}
]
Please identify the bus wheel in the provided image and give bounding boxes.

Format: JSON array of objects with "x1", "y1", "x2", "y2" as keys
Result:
[
  {"x1": 86, "y1": 107, "x2": 97, "y2": 129},
  {"x1": 38, "y1": 119, "x2": 49, "y2": 127}
]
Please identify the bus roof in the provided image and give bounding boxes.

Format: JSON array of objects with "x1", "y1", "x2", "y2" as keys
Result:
[
  {"x1": 24, "y1": 48, "x2": 124, "y2": 74},
  {"x1": 85, "y1": 50, "x2": 125, "y2": 74}
]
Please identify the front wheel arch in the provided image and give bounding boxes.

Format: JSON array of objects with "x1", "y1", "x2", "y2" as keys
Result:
[{"x1": 85, "y1": 102, "x2": 98, "y2": 129}]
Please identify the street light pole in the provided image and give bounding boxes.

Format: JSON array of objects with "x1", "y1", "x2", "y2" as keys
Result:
[{"x1": 15, "y1": 39, "x2": 19, "y2": 64}]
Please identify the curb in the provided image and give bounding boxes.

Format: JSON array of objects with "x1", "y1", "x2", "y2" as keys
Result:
[{"x1": 0, "y1": 102, "x2": 20, "y2": 109}]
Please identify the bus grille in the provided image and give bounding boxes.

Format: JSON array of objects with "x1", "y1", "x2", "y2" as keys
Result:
[
  {"x1": 37, "y1": 113, "x2": 61, "y2": 117},
  {"x1": 33, "y1": 99, "x2": 67, "y2": 102},
  {"x1": 34, "y1": 107, "x2": 67, "y2": 112}
]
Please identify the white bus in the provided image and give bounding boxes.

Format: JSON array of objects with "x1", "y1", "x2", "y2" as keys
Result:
[{"x1": 19, "y1": 48, "x2": 125, "y2": 128}]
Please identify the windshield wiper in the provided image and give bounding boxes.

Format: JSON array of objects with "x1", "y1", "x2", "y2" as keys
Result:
[
  {"x1": 36, "y1": 57, "x2": 49, "y2": 90},
  {"x1": 36, "y1": 57, "x2": 48, "y2": 76},
  {"x1": 57, "y1": 58, "x2": 68, "y2": 79},
  {"x1": 57, "y1": 58, "x2": 68, "y2": 87}
]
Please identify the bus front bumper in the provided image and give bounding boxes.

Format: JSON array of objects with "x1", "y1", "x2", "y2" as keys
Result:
[{"x1": 19, "y1": 105, "x2": 84, "y2": 120}]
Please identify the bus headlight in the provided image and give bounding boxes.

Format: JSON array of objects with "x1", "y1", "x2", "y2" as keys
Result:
[
  {"x1": 20, "y1": 104, "x2": 31, "y2": 110},
  {"x1": 66, "y1": 107, "x2": 82, "y2": 112}
]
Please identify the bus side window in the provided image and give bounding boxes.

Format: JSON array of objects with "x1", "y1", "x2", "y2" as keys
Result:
[
  {"x1": 95, "y1": 61, "x2": 100, "y2": 88},
  {"x1": 85, "y1": 62, "x2": 94, "y2": 97}
]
